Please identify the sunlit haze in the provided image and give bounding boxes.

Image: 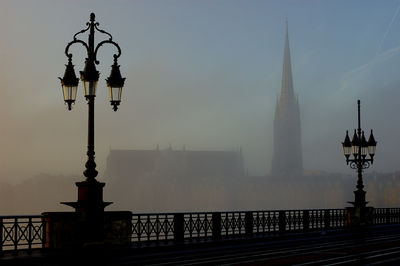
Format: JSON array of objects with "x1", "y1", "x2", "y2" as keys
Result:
[{"x1": 1, "y1": 1, "x2": 400, "y2": 200}]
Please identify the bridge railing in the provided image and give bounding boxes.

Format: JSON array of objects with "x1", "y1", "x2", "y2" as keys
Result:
[
  {"x1": 1, "y1": 208, "x2": 400, "y2": 251},
  {"x1": 131, "y1": 209, "x2": 348, "y2": 245},
  {"x1": 0, "y1": 215, "x2": 45, "y2": 252},
  {"x1": 373, "y1": 208, "x2": 400, "y2": 224},
  {"x1": 131, "y1": 213, "x2": 175, "y2": 243}
]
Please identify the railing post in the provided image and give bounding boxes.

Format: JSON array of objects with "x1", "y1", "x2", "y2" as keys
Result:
[
  {"x1": 137, "y1": 215, "x2": 141, "y2": 243},
  {"x1": 28, "y1": 217, "x2": 32, "y2": 251},
  {"x1": 146, "y1": 216, "x2": 151, "y2": 241},
  {"x1": 174, "y1": 213, "x2": 184, "y2": 244},
  {"x1": 279, "y1": 211, "x2": 286, "y2": 233},
  {"x1": 386, "y1": 208, "x2": 391, "y2": 224},
  {"x1": 371, "y1": 208, "x2": 376, "y2": 225},
  {"x1": 212, "y1": 213, "x2": 221, "y2": 240},
  {"x1": 324, "y1": 210, "x2": 330, "y2": 229},
  {"x1": 245, "y1": 212, "x2": 253, "y2": 237},
  {"x1": 188, "y1": 214, "x2": 193, "y2": 239},
  {"x1": 398, "y1": 209, "x2": 400, "y2": 224},
  {"x1": 42, "y1": 216, "x2": 46, "y2": 249},
  {"x1": 303, "y1": 210, "x2": 309, "y2": 231},
  {"x1": 14, "y1": 218, "x2": 18, "y2": 251},
  {"x1": 0, "y1": 218, "x2": 3, "y2": 253}
]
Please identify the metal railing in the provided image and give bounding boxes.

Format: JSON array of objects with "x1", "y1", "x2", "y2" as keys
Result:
[
  {"x1": 373, "y1": 208, "x2": 400, "y2": 224},
  {"x1": 131, "y1": 209, "x2": 349, "y2": 245},
  {"x1": 0, "y1": 215, "x2": 45, "y2": 252},
  {"x1": 1, "y1": 208, "x2": 400, "y2": 251}
]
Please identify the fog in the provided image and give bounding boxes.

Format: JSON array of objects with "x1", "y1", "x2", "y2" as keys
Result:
[{"x1": 1, "y1": 0, "x2": 400, "y2": 214}]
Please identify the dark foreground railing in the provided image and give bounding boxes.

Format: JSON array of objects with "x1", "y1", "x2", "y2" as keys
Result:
[
  {"x1": 1, "y1": 208, "x2": 400, "y2": 252},
  {"x1": 373, "y1": 208, "x2": 400, "y2": 224},
  {"x1": 0, "y1": 216, "x2": 45, "y2": 251},
  {"x1": 131, "y1": 209, "x2": 348, "y2": 245}
]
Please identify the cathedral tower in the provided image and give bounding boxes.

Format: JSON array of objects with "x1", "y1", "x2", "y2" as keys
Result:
[{"x1": 271, "y1": 22, "x2": 303, "y2": 176}]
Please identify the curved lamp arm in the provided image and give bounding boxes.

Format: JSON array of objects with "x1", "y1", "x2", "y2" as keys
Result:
[
  {"x1": 94, "y1": 40, "x2": 121, "y2": 64},
  {"x1": 65, "y1": 39, "x2": 89, "y2": 58},
  {"x1": 64, "y1": 23, "x2": 92, "y2": 58},
  {"x1": 63, "y1": 15, "x2": 121, "y2": 64},
  {"x1": 93, "y1": 23, "x2": 121, "y2": 63}
]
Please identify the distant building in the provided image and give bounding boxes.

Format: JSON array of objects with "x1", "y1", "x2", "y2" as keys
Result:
[
  {"x1": 271, "y1": 22, "x2": 303, "y2": 176},
  {"x1": 105, "y1": 147, "x2": 245, "y2": 182},
  {"x1": 104, "y1": 147, "x2": 244, "y2": 211}
]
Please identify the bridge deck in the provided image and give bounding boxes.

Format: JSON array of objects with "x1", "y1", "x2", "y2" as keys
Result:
[{"x1": 2, "y1": 224, "x2": 400, "y2": 265}]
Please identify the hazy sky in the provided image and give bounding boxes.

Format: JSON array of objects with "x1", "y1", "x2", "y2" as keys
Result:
[{"x1": 1, "y1": 0, "x2": 400, "y2": 183}]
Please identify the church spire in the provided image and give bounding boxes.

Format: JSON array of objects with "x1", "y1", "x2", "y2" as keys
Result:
[
  {"x1": 281, "y1": 20, "x2": 294, "y2": 97},
  {"x1": 271, "y1": 20, "x2": 303, "y2": 177}
]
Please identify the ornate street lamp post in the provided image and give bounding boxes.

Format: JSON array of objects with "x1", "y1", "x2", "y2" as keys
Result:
[
  {"x1": 59, "y1": 13, "x2": 125, "y2": 217},
  {"x1": 342, "y1": 100, "x2": 377, "y2": 209}
]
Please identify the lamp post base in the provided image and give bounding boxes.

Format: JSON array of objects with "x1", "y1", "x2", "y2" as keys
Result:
[
  {"x1": 347, "y1": 189, "x2": 372, "y2": 226},
  {"x1": 348, "y1": 189, "x2": 368, "y2": 209},
  {"x1": 62, "y1": 179, "x2": 112, "y2": 212},
  {"x1": 61, "y1": 179, "x2": 112, "y2": 243}
]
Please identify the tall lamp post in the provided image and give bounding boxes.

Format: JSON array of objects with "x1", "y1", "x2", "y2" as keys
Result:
[
  {"x1": 59, "y1": 13, "x2": 125, "y2": 216},
  {"x1": 342, "y1": 100, "x2": 377, "y2": 209}
]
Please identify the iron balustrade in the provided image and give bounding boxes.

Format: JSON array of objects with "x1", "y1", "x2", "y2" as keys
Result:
[
  {"x1": 0, "y1": 215, "x2": 45, "y2": 252},
  {"x1": 130, "y1": 209, "x2": 349, "y2": 245},
  {"x1": 131, "y1": 213, "x2": 175, "y2": 244},
  {"x1": 373, "y1": 208, "x2": 400, "y2": 224},
  {"x1": 1, "y1": 208, "x2": 400, "y2": 251}
]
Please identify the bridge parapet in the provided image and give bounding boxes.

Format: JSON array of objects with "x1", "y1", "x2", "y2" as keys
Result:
[
  {"x1": 1, "y1": 208, "x2": 400, "y2": 252},
  {"x1": 373, "y1": 208, "x2": 400, "y2": 224},
  {"x1": 130, "y1": 209, "x2": 348, "y2": 246}
]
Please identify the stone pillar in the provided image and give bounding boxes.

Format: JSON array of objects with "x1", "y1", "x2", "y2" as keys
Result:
[
  {"x1": 212, "y1": 213, "x2": 221, "y2": 240},
  {"x1": 303, "y1": 210, "x2": 309, "y2": 231},
  {"x1": 42, "y1": 211, "x2": 132, "y2": 249},
  {"x1": 324, "y1": 210, "x2": 331, "y2": 229},
  {"x1": 103, "y1": 211, "x2": 132, "y2": 245},
  {"x1": 279, "y1": 211, "x2": 286, "y2": 233},
  {"x1": 245, "y1": 212, "x2": 253, "y2": 236},
  {"x1": 346, "y1": 207, "x2": 374, "y2": 227},
  {"x1": 42, "y1": 212, "x2": 80, "y2": 249},
  {"x1": 173, "y1": 213, "x2": 184, "y2": 244}
]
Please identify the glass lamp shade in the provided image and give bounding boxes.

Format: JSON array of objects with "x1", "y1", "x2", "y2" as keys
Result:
[
  {"x1": 108, "y1": 86, "x2": 122, "y2": 111},
  {"x1": 368, "y1": 145, "x2": 376, "y2": 158},
  {"x1": 106, "y1": 60, "x2": 125, "y2": 111},
  {"x1": 62, "y1": 85, "x2": 78, "y2": 110},
  {"x1": 342, "y1": 130, "x2": 352, "y2": 158},
  {"x1": 368, "y1": 129, "x2": 377, "y2": 156},
  {"x1": 59, "y1": 58, "x2": 79, "y2": 110},
  {"x1": 360, "y1": 131, "x2": 368, "y2": 157},
  {"x1": 80, "y1": 59, "x2": 99, "y2": 97},
  {"x1": 109, "y1": 86, "x2": 122, "y2": 102},
  {"x1": 351, "y1": 129, "x2": 360, "y2": 156},
  {"x1": 82, "y1": 80, "x2": 98, "y2": 97}
]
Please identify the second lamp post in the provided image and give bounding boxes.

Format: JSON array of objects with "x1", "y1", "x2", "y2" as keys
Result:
[{"x1": 342, "y1": 100, "x2": 377, "y2": 209}]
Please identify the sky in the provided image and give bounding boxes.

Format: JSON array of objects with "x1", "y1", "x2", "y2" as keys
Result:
[{"x1": 1, "y1": 0, "x2": 400, "y2": 183}]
